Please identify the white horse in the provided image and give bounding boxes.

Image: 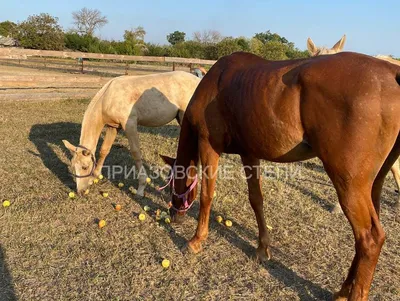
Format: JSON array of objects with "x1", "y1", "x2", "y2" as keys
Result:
[
  {"x1": 307, "y1": 35, "x2": 400, "y2": 212},
  {"x1": 63, "y1": 71, "x2": 202, "y2": 196}
]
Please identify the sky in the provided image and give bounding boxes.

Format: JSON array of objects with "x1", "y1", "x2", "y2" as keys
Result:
[{"x1": 1, "y1": 0, "x2": 399, "y2": 56}]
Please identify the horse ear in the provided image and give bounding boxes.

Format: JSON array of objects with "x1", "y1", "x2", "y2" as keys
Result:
[
  {"x1": 62, "y1": 140, "x2": 76, "y2": 153},
  {"x1": 160, "y1": 154, "x2": 176, "y2": 166},
  {"x1": 307, "y1": 37, "x2": 318, "y2": 55},
  {"x1": 332, "y1": 35, "x2": 346, "y2": 52}
]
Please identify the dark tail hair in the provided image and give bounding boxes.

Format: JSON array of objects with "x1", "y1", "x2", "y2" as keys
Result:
[{"x1": 396, "y1": 73, "x2": 400, "y2": 86}]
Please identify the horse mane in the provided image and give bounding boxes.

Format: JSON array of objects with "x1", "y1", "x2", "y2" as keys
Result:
[{"x1": 376, "y1": 55, "x2": 400, "y2": 66}]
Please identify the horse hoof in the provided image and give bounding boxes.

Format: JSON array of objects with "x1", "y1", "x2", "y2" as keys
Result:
[
  {"x1": 183, "y1": 241, "x2": 202, "y2": 254},
  {"x1": 256, "y1": 247, "x2": 271, "y2": 262},
  {"x1": 332, "y1": 291, "x2": 348, "y2": 301}
]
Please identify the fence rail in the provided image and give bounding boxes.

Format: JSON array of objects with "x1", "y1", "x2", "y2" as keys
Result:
[{"x1": 0, "y1": 48, "x2": 217, "y2": 65}]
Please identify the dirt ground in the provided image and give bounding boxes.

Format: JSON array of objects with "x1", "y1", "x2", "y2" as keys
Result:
[
  {"x1": 0, "y1": 64, "x2": 399, "y2": 301},
  {"x1": 0, "y1": 59, "x2": 190, "y2": 102}
]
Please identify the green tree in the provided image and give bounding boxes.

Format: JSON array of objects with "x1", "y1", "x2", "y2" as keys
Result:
[
  {"x1": 17, "y1": 13, "x2": 64, "y2": 50},
  {"x1": 167, "y1": 31, "x2": 186, "y2": 45},
  {"x1": 249, "y1": 38, "x2": 264, "y2": 56},
  {"x1": 0, "y1": 21, "x2": 17, "y2": 37},
  {"x1": 260, "y1": 41, "x2": 288, "y2": 60},
  {"x1": 123, "y1": 26, "x2": 148, "y2": 55},
  {"x1": 254, "y1": 30, "x2": 292, "y2": 46},
  {"x1": 216, "y1": 37, "x2": 243, "y2": 58}
]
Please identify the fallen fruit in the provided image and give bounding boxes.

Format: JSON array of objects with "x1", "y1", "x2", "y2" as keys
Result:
[
  {"x1": 162, "y1": 259, "x2": 170, "y2": 268},
  {"x1": 98, "y1": 220, "x2": 106, "y2": 228},
  {"x1": 216, "y1": 216, "x2": 223, "y2": 223},
  {"x1": 225, "y1": 220, "x2": 233, "y2": 227},
  {"x1": 93, "y1": 179, "x2": 99, "y2": 184},
  {"x1": 165, "y1": 217, "x2": 171, "y2": 224},
  {"x1": 213, "y1": 191, "x2": 217, "y2": 198},
  {"x1": 84, "y1": 189, "x2": 89, "y2": 195},
  {"x1": 118, "y1": 182, "x2": 124, "y2": 188},
  {"x1": 98, "y1": 174, "x2": 104, "y2": 180},
  {"x1": 143, "y1": 205, "x2": 151, "y2": 212},
  {"x1": 2, "y1": 200, "x2": 11, "y2": 207},
  {"x1": 129, "y1": 187, "x2": 137, "y2": 194},
  {"x1": 160, "y1": 211, "x2": 167, "y2": 217},
  {"x1": 138, "y1": 213, "x2": 146, "y2": 221},
  {"x1": 146, "y1": 177, "x2": 151, "y2": 184},
  {"x1": 115, "y1": 204, "x2": 122, "y2": 211},
  {"x1": 102, "y1": 192, "x2": 109, "y2": 198},
  {"x1": 68, "y1": 192, "x2": 75, "y2": 199},
  {"x1": 267, "y1": 225, "x2": 273, "y2": 230}
]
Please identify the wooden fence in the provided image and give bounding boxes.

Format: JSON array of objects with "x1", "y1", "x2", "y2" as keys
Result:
[{"x1": 0, "y1": 48, "x2": 217, "y2": 69}]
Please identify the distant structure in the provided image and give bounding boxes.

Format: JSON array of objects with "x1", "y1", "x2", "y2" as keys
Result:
[{"x1": 0, "y1": 36, "x2": 18, "y2": 47}]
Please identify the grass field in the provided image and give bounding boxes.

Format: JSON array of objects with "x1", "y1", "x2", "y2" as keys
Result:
[{"x1": 0, "y1": 95, "x2": 399, "y2": 300}]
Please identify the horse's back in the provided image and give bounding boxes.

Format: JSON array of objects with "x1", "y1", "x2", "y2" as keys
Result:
[
  {"x1": 186, "y1": 51, "x2": 400, "y2": 161},
  {"x1": 96, "y1": 71, "x2": 200, "y2": 128}
]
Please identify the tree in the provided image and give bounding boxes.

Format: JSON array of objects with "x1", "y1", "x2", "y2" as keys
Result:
[
  {"x1": 123, "y1": 26, "x2": 148, "y2": 55},
  {"x1": 72, "y1": 8, "x2": 108, "y2": 36},
  {"x1": 193, "y1": 30, "x2": 222, "y2": 44},
  {"x1": 16, "y1": 13, "x2": 64, "y2": 50},
  {"x1": 254, "y1": 30, "x2": 292, "y2": 47},
  {"x1": 216, "y1": 37, "x2": 243, "y2": 58},
  {"x1": 0, "y1": 21, "x2": 17, "y2": 37},
  {"x1": 260, "y1": 41, "x2": 288, "y2": 60},
  {"x1": 249, "y1": 38, "x2": 264, "y2": 56},
  {"x1": 167, "y1": 31, "x2": 186, "y2": 45}
]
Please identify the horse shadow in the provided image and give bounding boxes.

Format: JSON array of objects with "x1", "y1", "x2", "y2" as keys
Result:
[
  {"x1": 29, "y1": 121, "x2": 330, "y2": 300},
  {"x1": 137, "y1": 124, "x2": 180, "y2": 139},
  {"x1": 0, "y1": 245, "x2": 17, "y2": 301},
  {"x1": 28, "y1": 122, "x2": 83, "y2": 189}
]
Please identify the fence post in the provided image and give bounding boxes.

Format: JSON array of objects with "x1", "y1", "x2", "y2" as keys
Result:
[
  {"x1": 189, "y1": 63, "x2": 192, "y2": 72},
  {"x1": 172, "y1": 62, "x2": 175, "y2": 71},
  {"x1": 125, "y1": 62, "x2": 129, "y2": 75},
  {"x1": 81, "y1": 58, "x2": 84, "y2": 74}
]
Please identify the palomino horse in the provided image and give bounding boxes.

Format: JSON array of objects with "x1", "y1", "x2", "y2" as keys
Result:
[
  {"x1": 307, "y1": 35, "x2": 400, "y2": 212},
  {"x1": 161, "y1": 52, "x2": 400, "y2": 300},
  {"x1": 62, "y1": 71, "x2": 201, "y2": 196}
]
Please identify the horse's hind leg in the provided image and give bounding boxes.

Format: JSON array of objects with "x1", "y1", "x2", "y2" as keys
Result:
[
  {"x1": 333, "y1": 154, "x2": 400, "y2": 215},
  {"x1": 94, "y1": 126, "x2": 118, "y2": 177},
  {"x1": 330, "y1": 175, "x2": 385, "y2": 301},
  {"x1": 241, "y1": 155, "x2": 271, "y2": 261},
  {"x1": 125, "y1": 118, "x2": 147, "y2": 196}
]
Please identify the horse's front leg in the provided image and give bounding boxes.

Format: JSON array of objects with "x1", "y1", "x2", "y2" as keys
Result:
[
  {"x1": 188, "y1": 140, "x2": 220, "y2": 254},
  {"x1": 241, "y1": 155, "x2": 271, "y2": 261},
  {"x1": 390, "y1": 159, "x2": 400, "y2": 213},
  {"x1": 125, "y1": 119, "x2": 147, "y2": 196},
  {"x1": 94, "y1": 126, "x2": 118, "y2": 177}
]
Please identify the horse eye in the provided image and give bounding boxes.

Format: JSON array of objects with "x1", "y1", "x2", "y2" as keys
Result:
[{"x1": 82, "y1": 166, "x2": 88, "y2": 171}]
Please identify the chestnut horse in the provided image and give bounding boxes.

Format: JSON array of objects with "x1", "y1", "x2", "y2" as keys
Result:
[
  {"x1": 161, "y1": 52, "x2": 400, "y2": 300},
  {"x1": 307, "y1": 35, "x2": 400, "y2": 213}
]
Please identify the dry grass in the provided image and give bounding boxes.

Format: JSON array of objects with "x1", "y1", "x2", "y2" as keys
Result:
[{"x1": 0, "y1": 96, "x2": 399, "y2": 301}]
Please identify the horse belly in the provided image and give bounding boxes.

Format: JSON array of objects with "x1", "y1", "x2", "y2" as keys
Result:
[
  {"x1": 134, "y1": 98, "x2": 179, "y2": 127},
  {"x1": 232, "y1": 105, "x2": 315, "y2": 162}
]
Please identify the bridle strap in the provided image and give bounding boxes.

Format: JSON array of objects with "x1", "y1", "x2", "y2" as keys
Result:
[
  {"x1": 69, "y1": 145, "x2": 97, "y2": 179},
  {"x1": 158, "y1": 164, "x2": 198, "y2": 213}
]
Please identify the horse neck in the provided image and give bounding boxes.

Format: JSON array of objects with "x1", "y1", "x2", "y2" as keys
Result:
[
  {"x1": 174, "y1": 118, "x2": 199, "y2": 193},
  {"x1": 79, "y1": 102, "x2": 104, "y2": 153}
]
